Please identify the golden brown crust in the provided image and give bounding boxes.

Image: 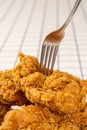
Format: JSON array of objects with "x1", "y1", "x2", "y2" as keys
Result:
[
  {"x1": 0, "y1": 105, "x2": 60, "y2": 130},
  {"x1": 12, "y1": 52, "x2": 40, "y2": 80},
  {"x1": 20, "y1": 70, "x2": 83, "y2": 114},
  {"x1": 58, "y1": 122, "x2": 80, "y2": 130},
  {"x1": 0, "y1": 105, "x2": 81, "y2": 130},
  {"x1": 0, "y1": 52, "x2": 87, "y2": 129},
  {"x1": 79, "y1": 80, "x2": 87, "y2": 111},
  {"x1": 0, "y1": 52, "x2": 40, "y2": 105},
  {"x1": 0, "y1": 70, "x2": 28, "y2": 105},
  {"x1": 0, "y1": 104, "x2": 10, "y2": 125},
  {"x1": 82, "y1": 126, "x2": 87, "y2": 130},
  {"x1": 70, "y1": 111, "x2": 87, "y2": 127}
]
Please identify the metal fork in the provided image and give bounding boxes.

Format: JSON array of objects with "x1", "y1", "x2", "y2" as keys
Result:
[{"x1": 40, "y1": 0, "x2": 81, "y2": 74}]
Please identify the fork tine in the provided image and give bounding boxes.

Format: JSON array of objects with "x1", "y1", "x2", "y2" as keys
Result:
[
  {"x1": 47, "y1": 45, "x2": 54, "y2": 70},
  {"x1": 40, "y1": 44, "x2": 46, "y2": 71},
  {"x1": 44, "y1": 45, "x2": 50, "y2": 69},
  {"x1": 51, "y1": 46, "x2": 59, "y2": 71}
]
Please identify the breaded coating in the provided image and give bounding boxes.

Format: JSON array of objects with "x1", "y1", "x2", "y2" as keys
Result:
[
  {"x1": 0, "y1": 105, "x2": 81, "y2": 130},
  {"x1": 70, "y1": 111, "x2": 87, "y2": 127},
  {"x1": 20, "y1": 72, "x2": 46, "y2": 92},
  {"x1": 20, "y1": 70, "x2": 83, "y2": 114},
  {"x1": 79, "y1": 80, "x2": 87, "y2": 110},
  {"x1": 0, "y1": 52, "x2": 40, "y2": 105},
  {"x1": 0, "y1": 53, "x2": 87, "y2": 129},
  {"x1": 0, "y1": 71, "x2": 3, "y2": 77},
  {"x1": 12, "y1": 52, "x2": 40, "y2": 82},
  {"x1": 82, "y1": 126, "x2": 87, "y2": 130},
  {"x1": 0, "y1": 104, "x2": 10, "y2": 125},
  {"x1": 58, "y1": 122, "x2": 80, "y2": 130},
  {"x1": 0, "y1": 105, "x2": 60, "y2": 130},
  {"x1": 0, "y1": 70, "x2": 28, "y2": 105}
]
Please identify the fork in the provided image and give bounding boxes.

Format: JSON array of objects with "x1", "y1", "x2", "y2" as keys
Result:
[{"x1": 40, "y1": 0, "x2": 81, "y2": 75}]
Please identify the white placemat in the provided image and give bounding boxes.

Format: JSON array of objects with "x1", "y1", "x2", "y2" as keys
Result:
[{"x1": 0, "y1": 0, "x2": 87, "y2": 79}]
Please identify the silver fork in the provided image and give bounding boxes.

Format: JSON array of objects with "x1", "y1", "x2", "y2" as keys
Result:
[{"x1": 40, "y1": 0, "x2": 81, "y2": 74}]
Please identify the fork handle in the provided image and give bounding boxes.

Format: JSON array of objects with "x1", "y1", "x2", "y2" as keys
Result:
[{"x1": 60, "y1": 0, "x2": 81, "y2": 31}]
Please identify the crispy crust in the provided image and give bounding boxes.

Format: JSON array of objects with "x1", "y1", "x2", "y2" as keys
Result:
[
  {"x1": 0, "y1": 52, "x2": 40, "y2": 105},
  {"x1": 58, "y1": 122, "x2": 80, "y2": 130},
  {"x1": 0, "y1": 105, "x2": 81, "y2": 130},
  {"x1": 0, "y1": 70, "x2": 28, "y2": 105},
  {"x1": 20, "y1": 70, "x2": 84, "y2": 114},
  {"x1": 0, "y1": 105, "x2": 60, "y2": 130},
  {"x1": 0, "y1": 104, "x2": 10, "y2": 125}
]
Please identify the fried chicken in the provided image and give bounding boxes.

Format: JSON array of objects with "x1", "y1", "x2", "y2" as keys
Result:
[
  {"x1": 0, "y1": 105, "x2": 61, "y2": 130},
  {"x1": 0, "y1": 105, "x2": 81, "y2": 130},
  {"x1": 0, "y1": 104, "x2": 10, "y2": 125},
  {"x1": 0, "y1": 70, "x2": 28, "y2": 105},
  {"x1": 0, "y1": 52, "x2": 39, "y2": 105},
  {"x1": 0, "y1": 52, "x2": 87, "y2": 129},
  {"x1": 20, "y1": 70, "x2": 84, "y2": 114}
]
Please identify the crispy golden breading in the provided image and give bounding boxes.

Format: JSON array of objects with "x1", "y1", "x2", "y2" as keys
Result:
[
  {"x1": 0, "y1": 105, "x2": 61, "y2": 130},
  {"x1": 20, "y1": 72, "x2": 46, "y2": 92},
  {"x1": 0, "y1": 52, "x2": 39, "y2": 105},
  {"x1": 0, "y1": 70, "x2": 28, "y2": 105},
  {"x1": 0, "y1": 71, "x2": 3, "y2": 77},
  {"x1": 0, "y1": 52, "x2": 87, "y2": 129},
  {"x1": 58, "y1": 122, "x2": 80, "y2": 130},
  {"x1": 70, "y1": 111, "x2": 87, "y2": 127},
  {"x1": 12, "y1": 52, "x2": 40, "y2": 81},
  {"x1": 82, "y1": 126, "x2": 87, "y2": 130},
  {"x1": 0, "y1": 104, "x2": 81, "y2": 130},
  {"x1": 20, "y1": 70, "x2": 83, "y2": 114},
  {"x1": 0, "y1": 104, "x2": 10, "y2": 125},
  {"x1": 79, "y1": 80, "x2": 87, "y2": 110}
]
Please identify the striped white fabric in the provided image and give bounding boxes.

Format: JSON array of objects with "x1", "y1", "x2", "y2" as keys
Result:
[{"x1": 0, "y1": 0, "x2": 87, "y2": 79}]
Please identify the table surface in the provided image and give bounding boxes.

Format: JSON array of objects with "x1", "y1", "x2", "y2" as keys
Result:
[{"x1": 0, "y1": 0, "x2": 87, "y2": 79}]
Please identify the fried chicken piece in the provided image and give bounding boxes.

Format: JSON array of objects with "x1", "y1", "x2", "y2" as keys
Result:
[
  {"x1": 0, "y1": 52, "x2": 40, "y2": 105},
  {"x1": 0, "y1": 70, "x2": 28, "y2": 105},
  {"x1": 20, "y1": 71, "x2": 82, "y2": 114},
  {"x1": 0, "y1": 104, "x2": 81, "y2": 130},
  {"x1": 0, "y1": 104, "x2": 10, "y2": 125},
  {"x1": 0, "y1": 52, "x2": 41, "y2": 106},
  {"x1": 0, "y1": 105, "x2": 61, "y2": 130}
]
